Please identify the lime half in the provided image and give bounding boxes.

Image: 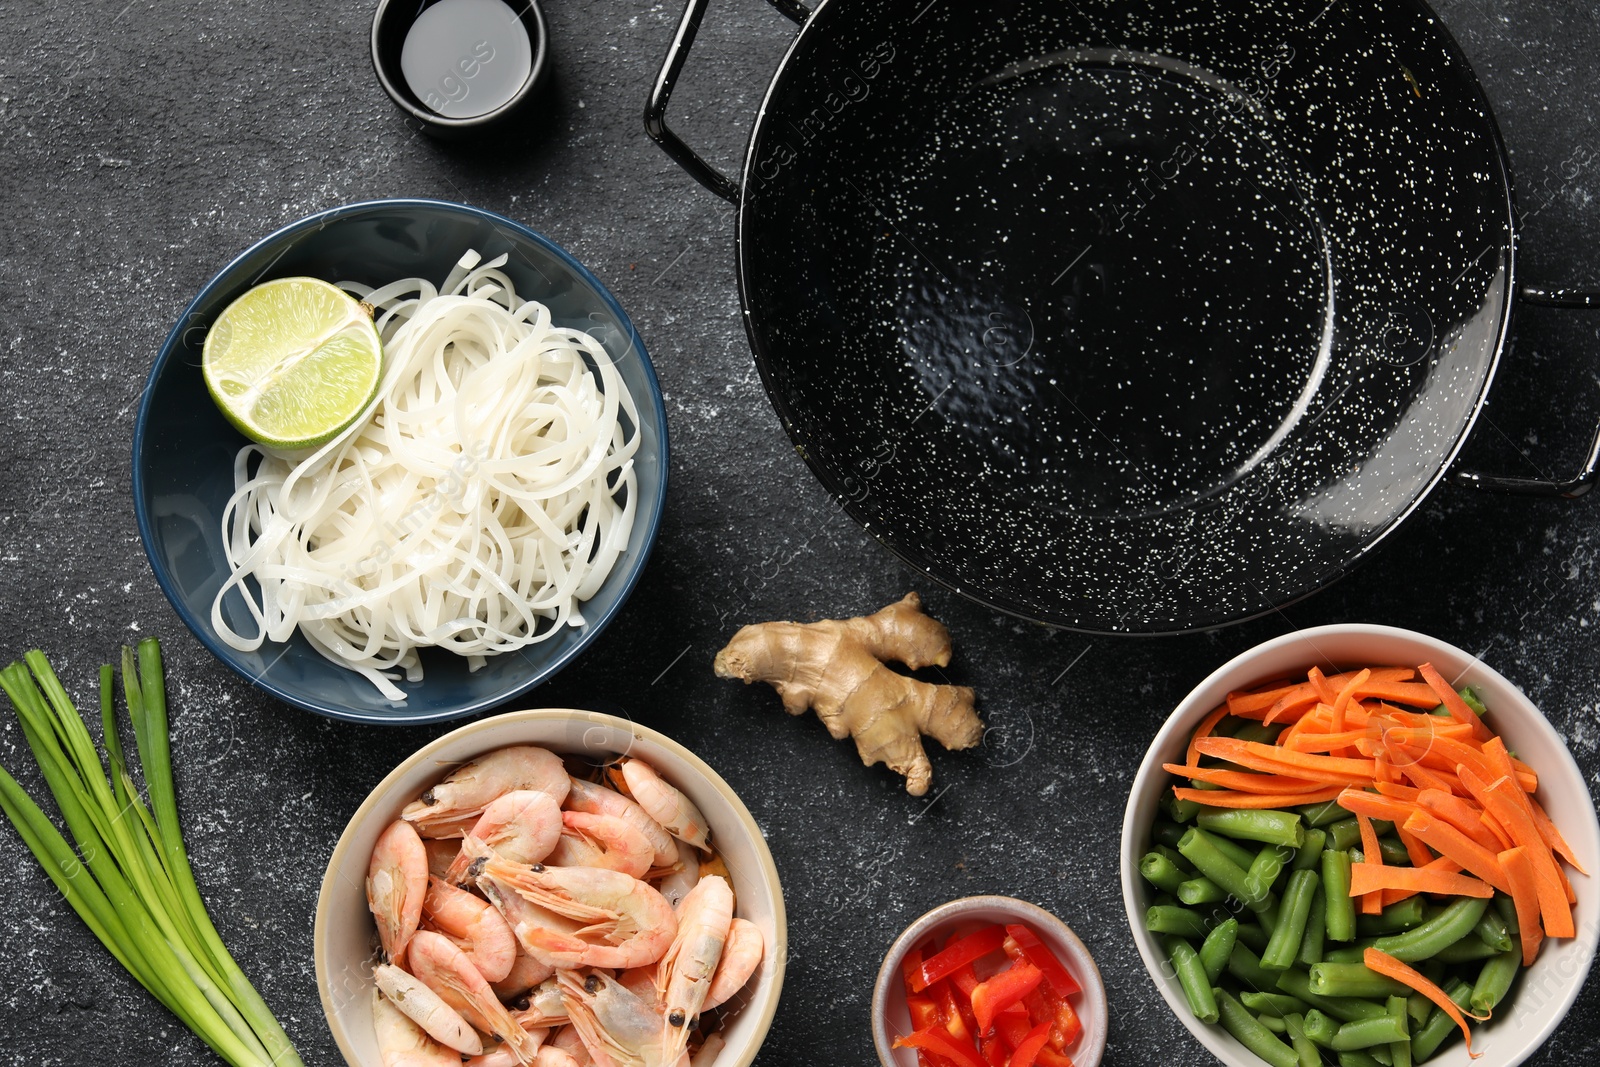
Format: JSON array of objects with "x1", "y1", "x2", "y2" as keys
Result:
[{"x1": 202, "y1": 277, "x2": 383, "y2": 450}]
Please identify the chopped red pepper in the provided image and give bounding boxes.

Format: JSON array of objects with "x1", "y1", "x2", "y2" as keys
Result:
[
  {"x1": 971, "y1": 962, "x2": 1043, "y2": 1034},
  {"x1": 1033, "y1": 1046, "x2": 1077, "y2": 1067},
  {"x1": 1005, "y1": 924, "x2": 1082, "y2": 998},
  {"x1": 912, "y1": 926, "x2": 1007, "y2": 993},
  {"x1": 907, "y1": 993, "x2": 942, "y2": 1032},
  {"x1": 933, "y1": 980, "x2": 973, "y2": 1043},
  {"x1": 994, "y1": 1007, "x2": 1034, "y2": 1052},
  {"x1": 895, "y1": 1026, "x2": 988, "y2": 1067},
  {"x1": 949, "y1": 961, "x2": 982, "y2": 998},
  {"x1": 903, "y1": 943, "x2": 929, "y2": 991},
  {"x1": 980, "y1": 1036, "x2": 1010, "y2": 1067},
  {"x1": 1007, "y1": 1021, "x2": 1053, "y2": 1067},
  {"x1": 1023, "y1": 984, "x2": 1082, "y2": 1051}
]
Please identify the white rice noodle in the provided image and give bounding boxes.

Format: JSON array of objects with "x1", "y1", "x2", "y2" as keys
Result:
[{"x1": 210, "y1": 251, "x2": 640, "y2": 703}]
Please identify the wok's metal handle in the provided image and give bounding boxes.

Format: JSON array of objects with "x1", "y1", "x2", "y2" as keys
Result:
[
  {"x1": 645, "y1": 0, "x2": 810, "y2": 204},
  {"x1": 1450, "y1": 282, "x2": 1600, "y2": 499}
]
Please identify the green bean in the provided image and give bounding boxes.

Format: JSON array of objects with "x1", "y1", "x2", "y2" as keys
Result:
[
  {"x1": 1302, "y1": 799, "x2": 1350, "y2": 827},
  {"x1": 1237, "y1": 921, "x2": 1271, "y2": 953},
  {"x1": 1323, "y1": 849, "x2": 1358, "y2": 942},
  {"x1": 1293, "y1": 828, "x2": 1327, "y2": 871},
  {"x1": 1376, "y1": 836, "x2": 1411, "y2": 866},
  {"x1": 1141, "y1": 851, "x2": 1188, "y2": 893},
  {"x1": 1152, "y1": 820, "x2": 1187, "y2": 848},
  {"x1": 1323, "y1": 943, "x2": 1375, "y2": 964},
  {"x1": 1473, "y1": 909, "x2": 1514, "y2": 954},
  {"x1": 1331, "y1": 1015, "x2": 1409, "y2": 1050},
  {"x1": 1199, "y1": 918, "x2": 1239, "y2": 984},
  {"x1": 1369, "y1": 1042, "x2": 1394, "y2": 1065},
  {"x1": 1242, "y1": 991, "x2": 1312, "y2": 1017},
  {"x1": 1371, "y1": 896, "x2": 1490, "y2": 962},
  {"x1": 1264, "y1": 870, "x2": 1320, "y2": 970},
  {"x1": 1229, "y1": 941, "x2": 1280, "y2": 993},
  {"x1": 1406, "y1": 992, "x2": 1431, "y2": 1026},
  {"x1": 1357, "y1": 898, "x2": 1427, "y2": 936},
  {"x1": 1302, "y1": 1007, "x2": 1339, "y2": 1046},
  {"x1": 1211, "y1": 830, "x2": 1261, "y2": 871},
  {"x1": 1310, "y1": 962, "x2": 1413, "y2": 999},
  {"x1": 1177, "y1": 877, "x2": 1228, "y2": 906},
  {"x1": 1260, "y1": 1013, "x2": 1289, "y2": 1033},
  {"x1": 1431, "y1": 936, "x2": 1498, "y2": 964},
  {"x1": 1246, "y1": 843, "x2": 1297, "y2": 901},
  {"x1": 1154, "y1": 844, "x2": 1194, "y2": 871},
  {"x1": 1494, "y1": 893, "x2": 1519, "y2": 936},
  {"x1": 1298, "y1": 888, "x2": 1327, "y2": 967},
  {"x1": 1216, "y1": 989, "x2": 1299, "y2": 1067},
  {"x1": 1459, "y1": 688, "x2": 1487, "y2": 717},
  {"x1": 1284, "y1": 1012, "x2": 1321, "y2": 1067},
  {"x1": 1338, "y1": 1052, "x2": 1386, "y2": 1067},
  {"x1": 1199, "y1": 808, "x2": 1306, "y2": 849},
  {"x1": 1259, "y1": 896, "x2": 1281, "y2": 935},
  {"x1": 1470, "y1": 949, "x2": 1520, "y2": 1016},
  {"x1": 1409, "y1": 979, "x2": 1472, "y2": 1062},
  {"x1": 1166, "y1": 790, "x2": 1204, "y2": 824},
  {"x1": 1233, "y1": 721, "x2": 1285, "y2": 744},
  {"x1": 1371, "y1": 820, "x2": 1394, "y2": 836},
  {"x1": 1387, "y1": 996, "x2": 1412, "y2": 1067},
  {"x1": 1329, "y1": 818, "x2": 1364, "y2": 851},
  {"x1": 1179, "y1": 827, "x2": 1271, "y2": 911},
  {"x1": 1147, "y1": 905, "x2": 1209, "y2": 939},
  {"x1": 1274, "y1": 968, "x2": 1390, "y2": 1022},
  {"x1": 1164, "y1": 936, "x2": 1219, "y2": 1023}
]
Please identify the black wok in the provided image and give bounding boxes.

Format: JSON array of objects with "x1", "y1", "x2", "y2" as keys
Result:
[{"x1": 647, "y1": 0, "x2": 1600, "y2": 633}]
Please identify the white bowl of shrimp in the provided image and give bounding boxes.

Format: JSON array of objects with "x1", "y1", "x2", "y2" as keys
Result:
[{"x1": 314, "y1": 708, "x2": 787, "y2": 1066}]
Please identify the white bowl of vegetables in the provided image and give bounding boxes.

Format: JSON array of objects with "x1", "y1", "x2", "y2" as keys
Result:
[{"x1": 1121, "y1": 624, "x2": 1600, "y2": 1067}]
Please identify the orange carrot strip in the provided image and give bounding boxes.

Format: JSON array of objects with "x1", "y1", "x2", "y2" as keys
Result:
[
  {"x1": 1187, "y1": 704, "x2": 1230, "y2": 766},
  {"x1": 1397, "y1": 827, "x2": 1436, "y2": 869},
  {"x1": 1482, "y1": 737, "x2": 1584, "y2": 873},
  {"x1": 1374, "y1": 781, "x2": 1422, "y2": 802},
  {"x1": 1364, "y1": 948, "x2": 1487, "y2": 1056},
  {"x1": 1161, "y1": 764, "x2": 1331, "y2": 794},
  {"x1": 1415, "y1": 789, "x2": 1503, "y2": 853},
  {"x1": 1500, "y1": 847, "x2": 1547, "y2": 966},
  {"x1": 1228, "y1": 681, "x2": 1304, "y2": 716},
  {"x1": 1307, "y1": 666, "x2": 1337, "y2": 705},
  {"x1": 1194, "y1": 737, "x2": 1377, "y2": 782},
  {"x1": 1356, "y1": 813, "x2": 1385, "y2": 914},
  {"x1": 1417, "y1": 661, "x2": 1494, "y2": 744},
  {"x1": 1381, "y1": 856, "x2": 1464, "y2": 904},
  {"x1": 1349, "y1": 862, "x2": 1492, "y2": 898},
  {"x1": 1358, "y1": 681, "x2": 1453, "y2": 707},
  {"x1": 1336, "y1": 788, "x2": 1416, "y2": 824},
  {"x1": 1263, "y1": 689, "x2": 1320, "y2": 727},
  {"x1": 1402, "y1": 811, "x2": 1511, "y2": 894},
  {"x1": 1383, "y1": 732, "x2": 1527, "y2": 792},
  {"x1": 1329, "y1": 669, "x2": 1371, "y2": 755},
  {"x1": 1479, "y1": 812, "x2": 1513, "y2": 852},
  {"x1": 1173, "y1": 786, "x2": 1347, "y2": 809},
  {"x1": 1471, "y1": 775, "x2": 1575, "y2": 938},
  {"x1": 1292, "y1": 729, "x2": 1382, "y2": 754},
  {"x1": 1391, "y1": 753, "x2": 1460, "y2": 795}
]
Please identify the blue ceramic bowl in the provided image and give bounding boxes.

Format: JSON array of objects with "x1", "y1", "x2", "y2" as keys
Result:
[{"x1": 132, "y1": 199, "x2": 668, "y2": 724}]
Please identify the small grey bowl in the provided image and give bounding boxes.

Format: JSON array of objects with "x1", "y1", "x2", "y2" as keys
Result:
[{"x1": 871, "y1": 895, "x2": 1108, "y2": 1067}]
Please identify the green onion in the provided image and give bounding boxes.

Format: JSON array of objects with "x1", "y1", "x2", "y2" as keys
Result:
[{"x1": 0, "y1": 641, "x2": 302, "y2": 1067}]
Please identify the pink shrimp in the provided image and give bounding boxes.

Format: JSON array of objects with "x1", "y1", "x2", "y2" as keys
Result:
[
  {"x1": 445, "y1": 789, "x2": 563, "y2": 882},
  {"x1": 513, "y1": 976, "x2": 571, "y2": 1029},
  {"x1": 689, "y1": 1034, "x2": 724, "y2": 1067},
  {"x1": 549, "y1": 1025, "x2": 596, "y2": 1067},
  {"x1": 559, "y1": 970, "x2": 681, "y2": 1067},
  {"x1": 493, "y1": 943, "x2": 557, "y2": 1002},
  {"x1": 368, "y1": 820, "x2": 428, "y2": 968},
  {"x1": 653, "y1": 840, "x2": 700, "y2": 911},
  {"x1": 620, "y1": 760, "x2": 711, "y2": 853},
  {"x1": 372, "y1": 988, "x2": 461, "y2": 1067},
  {"x1": 404, "y1": 746, "x2": 569, "y2": 835},
  {"x1": 471, "y1": 846, "x2": 677, "y2": 969},
  {"x1": 462, "y1": 1026, "x2": 550, "y2": 1067},
  {"x1": 423, "y1": 838, "x2": 461, "y2": 879},
  {"x1": 564, "y1": 777, "x2": 677, "y2": 868},
  {"x1": 546, "y1": 811, "x2": 655, "y2": 879},
  {"x1": 374, "y1": 963, "x2": 482, "y2": 1055},
  {"x1": 422, "y1": 875, "x2": 518, "y2": 982},
  {"x1": 408, "y1": 930, "x2": 542, "y2": 1065},
  {"x1": 655, "y1": 876, "x2": 732, "y2": 1063},
  {"x1": 702, "y1": 918, "x2": 763, "y2": 1011}
]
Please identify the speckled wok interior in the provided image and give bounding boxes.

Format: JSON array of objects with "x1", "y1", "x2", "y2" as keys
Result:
[
  {"x1": 737, "y1": 0, "x2": 1516, "y2": 632},
  {"x1": 313, "y1": 709, "x2": 787, "y2": 1067}
]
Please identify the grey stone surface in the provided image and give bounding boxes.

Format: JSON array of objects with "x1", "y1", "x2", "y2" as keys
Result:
[{"x1": 1, "y1": 0, "x2": 1598, "y2": 1064}]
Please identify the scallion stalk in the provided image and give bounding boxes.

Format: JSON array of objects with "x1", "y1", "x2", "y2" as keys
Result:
[{"x1": 0, "y1": 640, "x2": 302, "y2": 1067}]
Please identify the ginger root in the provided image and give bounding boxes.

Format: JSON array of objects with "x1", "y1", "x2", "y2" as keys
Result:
[{"x1": 712, "y1": 593, "x2": 983, "y2": 796}]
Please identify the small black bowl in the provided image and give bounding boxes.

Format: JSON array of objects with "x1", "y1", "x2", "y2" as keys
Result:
[{"x1": 371, "y1": 0, "x2": 550, "y2": 138}]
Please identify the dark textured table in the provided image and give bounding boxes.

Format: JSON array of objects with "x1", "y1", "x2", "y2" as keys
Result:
[{"x1": 2, "y1": 1, "x2": 1598, "y2": 1064}]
